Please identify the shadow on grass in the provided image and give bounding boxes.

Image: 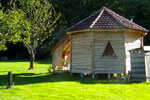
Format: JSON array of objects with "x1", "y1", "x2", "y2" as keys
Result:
[
  {"x1": 0, "y1": 60, "x2": 51, "y2": 64},
  {"x1": 0, "y1": 72, "x2": 148, "y2": 87}
]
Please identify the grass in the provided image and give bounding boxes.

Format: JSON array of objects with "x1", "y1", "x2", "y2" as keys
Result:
[{"x1": 0, "y1": 60, "x2": 150, "y2": 100}]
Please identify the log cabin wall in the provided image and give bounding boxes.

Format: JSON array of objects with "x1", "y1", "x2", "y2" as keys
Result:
[
  {"x1": 93, "y1": 31, "x2": 125, "y2": 74},
  {"x1": 71, "y1": 32, "x2": 92, "y2": 73},
  {"x1": 125, "y1": 30, "x2": 144, "y2": 73},
  {"x1": 52, "y1": 39, "x2": 68, "y2": 69}
]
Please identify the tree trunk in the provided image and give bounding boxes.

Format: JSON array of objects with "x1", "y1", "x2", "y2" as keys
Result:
[{"x1": 29, "y1": 52, "x2": 35, "y2": 69}]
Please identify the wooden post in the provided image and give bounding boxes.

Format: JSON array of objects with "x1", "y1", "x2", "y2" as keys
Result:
[
  {"x1": 124, "y1": 73, "x2": 127, "y2": 81},
  {"x1": 108, "y1": 73, "x2": 111, "y2": 80},
  {"x1": 91, "y1": 31, "x2": 95, "y2": 77},
  {"x1": 92, "y1": 74, "x2": 95, "y2": 79},
  {"x1": 52, "y1": 66, "x2": 55, "y2": 73},
  {"x1": 70, "y1": 72, "x2": 73, "y2": 76},
  {"x1": 70, "y1": 34, "x2": 72, "y2": 73},
  {"x1": 8, "y1": 71, "x2": 12, "y2": 89},
  {"x1": 117, "y1": 74, "x2": 121, "y2": 81},
  {"x1": 81, "y1": 73, "x2": 83, "y2": 78}
]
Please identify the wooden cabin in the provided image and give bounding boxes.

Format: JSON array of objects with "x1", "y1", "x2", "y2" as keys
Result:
[
  {"x1": 51, "y1": 36, "x2": 70, "y2": 71},
  {"x1": 51, "y1": 7, "x2": 148, "y2": 78}
]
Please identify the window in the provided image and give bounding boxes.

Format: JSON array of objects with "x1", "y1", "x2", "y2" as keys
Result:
[{"x1": 102, "y1": 41, "x2": 115, "y2": 57}]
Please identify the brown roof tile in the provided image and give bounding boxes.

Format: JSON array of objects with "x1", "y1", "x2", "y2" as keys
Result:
[{"x1": 66, "y1": 7, "x2": 148, "y2": 32}]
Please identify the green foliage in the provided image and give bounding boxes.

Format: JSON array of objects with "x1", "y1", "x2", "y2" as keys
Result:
[
  {"x1": 12, "y1": 0, "x2": 60, "y2": 50},
  {"x1": 17, "y1": 0, "x2": 60, "y2": 46},
  {"x1": 0, "y1": 8, "x2": 30, "y2": 50}
]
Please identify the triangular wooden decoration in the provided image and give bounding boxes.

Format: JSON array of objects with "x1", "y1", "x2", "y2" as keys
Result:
[{"x1": 103, "y1": 41, "x2": 115, "y2": 56}]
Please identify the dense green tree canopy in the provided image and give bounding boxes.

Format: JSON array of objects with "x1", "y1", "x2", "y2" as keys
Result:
[{"x1": 0, "y1": 7, "x2": 30, "y2": 50}]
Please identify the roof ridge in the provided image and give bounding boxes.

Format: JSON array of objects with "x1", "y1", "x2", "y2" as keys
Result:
[
  {"x1": 90, "y1": 9, "x2": 104, "y2": 28},
  {"x1": 104, "y1": 7, "x2": 148, "y2": 32},
  {"x1": 104, "y1": 7, "x2": 127, "y2": 28},
  {"x1": 65, "y1": 9, "x2": 101, "y2": 32}
]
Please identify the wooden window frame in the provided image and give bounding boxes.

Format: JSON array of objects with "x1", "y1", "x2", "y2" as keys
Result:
[{"x1": 102, "y1": 41, "x2": 116, "y2": 57}]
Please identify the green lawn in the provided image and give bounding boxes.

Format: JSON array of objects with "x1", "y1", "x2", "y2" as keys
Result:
[{"x1": 0, "y1": 60, "x2": 150, "y2": 100}]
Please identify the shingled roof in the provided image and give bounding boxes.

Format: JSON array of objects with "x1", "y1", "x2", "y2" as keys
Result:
[{"x1": 66, "y1": 7, "x2": 148, "y2": 32}]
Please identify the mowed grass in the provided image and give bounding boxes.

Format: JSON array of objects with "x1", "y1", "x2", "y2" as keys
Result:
[{"x1": 0, "y1": 60, "x2": 150, "y2": 100}]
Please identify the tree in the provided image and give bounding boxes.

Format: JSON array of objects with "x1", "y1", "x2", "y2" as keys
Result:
[
  {"x1": 0, "y1": 4, "x2": 30, "y2": 51},
  {"x1": 9, "y1": 0, "x2": 60, "y2": 69}
]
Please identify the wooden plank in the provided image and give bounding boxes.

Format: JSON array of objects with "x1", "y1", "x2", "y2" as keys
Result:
[
  {"x1": 131, "y1": 69, "x2": 145, "y2": 73},
  {"x1": 72, "y1": 69, "x2": 92, "y2": 73},
  {"x1": 131, "y1": 74, "x2": 146, "y2": 79},
  {"x1": 91, "y1": 32, "x2": 95, "y2": 74},
  {"x1": 95, "y1": 67, "x2": 124, "y2": 70},
  {"x1": 145, "y1": 53, "x2": 150, "y2": 78},
  {"x1": 94, "y1": 70, "x2": 124, "y2": 74},
  {"x1": 70, "y1": 35, "x2": 72, "y2": 72},
  {"x1": 72, "y1": 60, "x2": 92, "y2": 64},
  {"x1": 95, "y1": 40, "x2": 124, "y2": 44},
  {"x1": 72, "y1": 55, "x2": 91, "y2": 58},
  {"x1": 94, "y1": 51, "x2": 124, "y2": 57},
  {"x1": 131, "y1": 64, "x2": 145, "y2": 68},
  {"x1": 95, "y1": 61, "x2": 123, "y2": 66},
  {"x1": 131, "y1": 58, "x2": 145, "y2": 63},
  {"x1": 72, "y1": 57, "x2": 91, "y2": 60},
  {"x1": 94, "y1": 46, "x2": 123, "y2": 50},
  {"x1": 95, "y1": 66, "x2": 124, "y2": 70},
  {"x1": 94, "y1": 58, "x2": 123, "y2": 62},
  {"x1": 130, "y1": 54, "x2": 144, "y2": 58},
  {"x1": 72, "y1": 66, "x2": 91, "y2": 69},
  {"x1": 72, "y1": 63, "x2": 91, "y2": 66},
  {"x1": 72, "y1": 52, "x2": 91, "y2": 55}
]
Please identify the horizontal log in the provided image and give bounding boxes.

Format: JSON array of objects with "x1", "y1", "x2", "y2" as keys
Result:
[
  {"x1": 72, "y1": 33, "x2": 89, "y2": 37},
  {"x1": 94, "y1": 70, "x2": 124, "y2": 74},
  {"x1": 131, "y1": 69, "x2": 145, "y2": 72},
  {"x1": 94, "y1": 34, "x2": 123, "y2": 38},
  {"x1": 72, "y1": 63, "x2": 91, "y2": 66},
  {"x1": 72, "y1": 66, "x2": 91, "y2": 69},
  {"x1": 130, "y1": 54, "x2": 144, "y2": 58},
  {"x1": 72, "y1": 52, "x2": 91, "y2": 55},
  {"x1": 131, "y1": 64, "x2": 145, "y2": 68},
  {"x1": 72, "y1": 60, "x2": 91, "y2": 63},
  {"x1": 95, "y1": 68, "x2": 124, "y2": 71},
  {"x1": 94, "y1": 38, "x2": 123, "y2": 41},
  {"x1": 95, "y1": 66, "x2": 124, "y2": 69},
  {"x1": 94, "y1": 46, "x2": 124, "y2": 50},
  {"x1": 72, "y1": 41, "x2": 91, "y2": 44},
  {"x1": 94, "y1": 41, "x2": 124, "y2": 45},
  {"x1": 131, "y1": 59, "x2": 145, "y2": 63},
  {"x1": 95, "y1": 62, "x2": 123, "y2": 67},
  {"x1": 94, "y1": 58, "x2": 123, "y2": 62},
  {"x1": 131, "y1": 74, "x2": 146, "y2": 79},
  {"x1": 72, "y1": 56, "x2": 91, "y2": 59},
  {"x1": 72, "y1": 38, "x2": 90, "y2": 41},
  {"x1": 72, "y1": 69, "x2": 92, "y2": 73}
]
